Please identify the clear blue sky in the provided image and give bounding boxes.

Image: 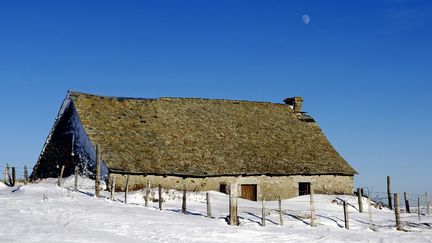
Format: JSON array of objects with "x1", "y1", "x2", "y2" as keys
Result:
[{"x1": 1, "y1": 0, "x2": 431, "y2": 195}]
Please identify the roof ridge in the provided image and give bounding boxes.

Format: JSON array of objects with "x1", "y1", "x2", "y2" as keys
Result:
[
  {"x1": 68, "y1": 90, "x2": 285, "y2": 105},
  {"x1": 68, "y1": 90, "x2": 156, "y2": 101}
]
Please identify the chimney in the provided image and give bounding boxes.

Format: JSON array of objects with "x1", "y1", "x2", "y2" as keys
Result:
[{"x1": 283, "y1": 97, "x2": 303, "y2": 112}]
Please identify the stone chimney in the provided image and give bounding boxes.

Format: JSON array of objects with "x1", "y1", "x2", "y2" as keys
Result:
[{"x1": 283, "y1": 97, "x2": 303, "y2": 112}]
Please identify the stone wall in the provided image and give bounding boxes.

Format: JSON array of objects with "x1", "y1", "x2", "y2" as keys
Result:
[{"x1": 108, "y1": 173, "x2": 354, "y2": 200}]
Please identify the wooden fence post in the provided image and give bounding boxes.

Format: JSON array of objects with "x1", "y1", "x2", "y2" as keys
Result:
[
  {"x1": 261, "y1": 199, "x2": 266, "y2": 226},
  {"x1": 3, "y1": 163, "x2": 6, "y2": 184},
  {"x1": 74, "y1": 166, "x2": 78, "y2": 192},
  {"x1": 95, "y1": 144, "x2": 101, "y2": 198},
  {"x1": 110, "y1": 174, "x2": 116, "y2": 201},
  {"x1": 426, "y1": 192, "x2": 430, "y2": 215},
  {"x1": 158, "y1": 184, "x2": 163, "y2": 210},
  {"x1": 144, "y1": 179, "x2": 150, "y2": 206},
  {"x1": 206, "y1": 192, "x2": 212, "y2": 218},
  {"x1": 229, "y1": 182, "x2": 238, "y2": 226},
  {"x1": 310, "y1": 185, "x2": 316, "y2": 227},
  {"x1": 124, "y1": 174, "x2": 130, "y2": 204},
  {"x1": 343, "y1": 200, "x2": 349, "y2": 229},
  {"x1": 357, "y1": 188, "x2": 363, "y2": 213},
  {"x1": 5, "y1": 163, "x2": 10, "y2": 186},
  {"x1": 394, "y1": 193, "x2": 402, "y2": 231},
  {"x1": 278, "y1": 196, "x2": 283, "y2": 226},
  {"x1": 57, "y1": 165, "x2": 65, "y2": 187},
  {"x1": 387, "y1": 176, "x2": 393, "y2": 210},
  {"x1": 11, "y1": 167, "x2": 16, "y2": 187},
  {"x1": 404, "y1": 192, "x2": 410, "y2": 213},
  {"x1": 24, "y1": 166, "x2": 29, "y2": 185},
  {"x1": 182, "y1": 184, "x2": 187, "y2": 214},
  {"x1": 368, "y1": 195, "x2": 373, "y2": 230},
  {"x1": 418, "y1": 197, "x2": 421, "y2": 222}
]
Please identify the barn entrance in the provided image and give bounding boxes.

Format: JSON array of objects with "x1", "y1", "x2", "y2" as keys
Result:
[
  {"x1": 241, "y1": 184, "x2": 257, "y2": 201},
  {"x1": 219, "y1": 183, "x2": 227, "y2": 194},
  {"x1": 299, "y1": 182, "x2": 311, "y2": 196}
]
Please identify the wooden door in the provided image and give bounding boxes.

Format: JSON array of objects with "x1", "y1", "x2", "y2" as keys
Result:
[{"x1": 241, "y1": 184, "x2": 257, "y2": 201}]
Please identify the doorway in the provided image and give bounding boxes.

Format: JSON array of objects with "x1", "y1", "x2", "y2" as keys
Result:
[
  {"x1": 219, "y1": 183, "x2": 227, "y2": 194},
  {"x1": 299, "y1": 182, "x2": 311, "y2": 196}
]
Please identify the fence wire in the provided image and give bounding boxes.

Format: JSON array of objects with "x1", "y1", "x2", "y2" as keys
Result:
[{"x1": 1, "y1": 168, "x2": 431, "y2": 231}]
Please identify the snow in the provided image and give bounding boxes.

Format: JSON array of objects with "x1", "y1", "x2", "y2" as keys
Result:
[{"x1": 1, "y1": 177, "x2": 432, "y2": 242}]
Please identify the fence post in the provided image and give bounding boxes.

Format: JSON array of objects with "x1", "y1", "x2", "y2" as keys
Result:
[
  {"x1": 206, "y1": 192, "x2": 212, "y2": 218},
  {"x1": 11, "y1": 167, "x2": 16, "y2": 187},
  {"x1": 158, "y1": 184, "x2": 163, "y2": 210},
  {"x1": 73, "y1": 166, "x2": 78, "y2": 192},
  {"x1": 387, "y1": 176, "x2": 393, "y2": 210},
  {"x1": 418, "y1": 197, "x2": 421, "y2": 222},
  {"x1": 182, "y1": 184, "x2": 187, "y2": 214},
  {"x1": 368, "y1": 195, "x2": 373, "y2": 230},
  {"x1": 357, "y1": 188, "x2": 363, "y2": 213},
  {"x1": 124, "y1": 174, "x2": 130, "y2": 204},
  {"x1": 404, "y1": 192, "x2": 410, "y2": 213},
  {"x1": 278, "y1": 196, "x2": 283, "y2": 226},
  {"x1": 394, "y1": 193, "x2": 402, "y2": 231},
  {"x1": 229, "y1": 182, "x2": 238, "y2": 226},
  {"x1": 310, "y1": 185, "x2": 316, "y2": 227},
  {"x1": 57, "y1": 165, "x2": 65, "y2": 187},
  {"x1": 343, "y1": 200, "x2": 349, "y2": 229},
  {"x1": 5, "y1": 163, "x2": 10, "y2": 186},
  {"x1": 3, "y1": 163, "x2": 6, "y2": 184},
  {"x1": 95, "y1": 144, "x2": 101, "y2": 198},
  {"x1": 144, "y1": 178, "x2": 150, "y2": 206},
  {"x1": 261, "y1": 199, "x2": 266, "y2": 226},
  {"x1": 426, "y1": 192, "x2": 430, "y2": 215},
  {"x1": 110, "y1": 174, "x2": 116, "y2": 201},
  {"x1": 24, "y1": 166, "x2": 29, "y2": 185}
]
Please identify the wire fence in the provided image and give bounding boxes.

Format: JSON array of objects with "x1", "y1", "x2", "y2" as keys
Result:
[
  {"x1": 2, "y1": 167, "x2": 431, "y2": 231},
  {"x1": 105, "y1": 175, "x2": 430, "y2": 203},
  {"x1": 55, "y1": 174, "x2": 429, "y2": 231},
  {"x1": 0, "y1": 165, "x2": 30, "y2": 187}
]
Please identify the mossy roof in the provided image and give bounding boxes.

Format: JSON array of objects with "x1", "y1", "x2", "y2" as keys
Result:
[{"x1": 69, "y1": 91, "x2": 356, "y2": 176}]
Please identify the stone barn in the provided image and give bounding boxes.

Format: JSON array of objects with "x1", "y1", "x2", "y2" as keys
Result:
[{"x1": 31, "y1": 91, "x2": 357, "y2": 200}]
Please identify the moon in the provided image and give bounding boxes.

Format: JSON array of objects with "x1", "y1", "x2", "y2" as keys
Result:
[{"x1": 302, "y1": 14, "x2": 310, "y2": 25}]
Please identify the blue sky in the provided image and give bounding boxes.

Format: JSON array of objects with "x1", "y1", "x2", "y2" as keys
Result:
[{"x1": 1, "y1": 0, "x2": 431, "y2": 195}]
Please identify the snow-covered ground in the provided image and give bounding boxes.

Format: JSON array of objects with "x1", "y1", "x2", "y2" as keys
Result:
[{"x1": 1, "y1": 177, "x2": 432, "y2": 242}]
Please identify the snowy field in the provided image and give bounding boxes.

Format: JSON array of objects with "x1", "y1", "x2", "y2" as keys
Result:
[{"x1": 1, "y1": 177, "x2": 432, "y2": 242}]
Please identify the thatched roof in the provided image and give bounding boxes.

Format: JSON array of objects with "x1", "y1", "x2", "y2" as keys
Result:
[{"x1": 69, "y1": 91, "x2": 356, "y2": 177}]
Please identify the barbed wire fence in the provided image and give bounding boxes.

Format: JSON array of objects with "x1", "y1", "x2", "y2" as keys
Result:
[
  {"x1": 0, "y1": 164, "x2": 30, "y2": 186},
  {"x1": 70, "y1": 174, "x2": 432, "y2": 231},
  {"x1": 1, "y1": 165, "x2": 431, "y2": 231}
]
